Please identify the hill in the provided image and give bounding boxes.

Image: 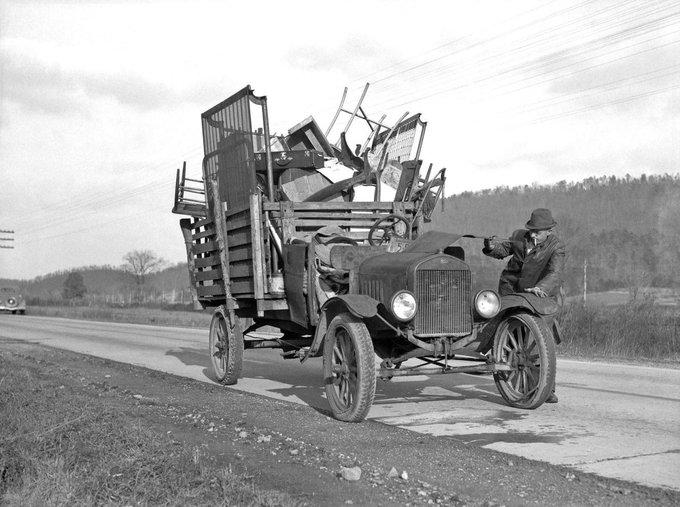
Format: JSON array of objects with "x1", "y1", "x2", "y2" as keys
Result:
[{"x1": 0, "y1": 263, "x2": 192, "y2": 304}]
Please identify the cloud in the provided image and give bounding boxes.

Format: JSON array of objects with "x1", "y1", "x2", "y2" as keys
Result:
[
  {"x1": 285, "y1": 37, "x2": 390, "y2": 75},
  {"x1": 1, "y1": 47, "x2": 178, "y2": 115},
  {"x1": 468, "y1": 126, "x2": 679, "y2": 192}
]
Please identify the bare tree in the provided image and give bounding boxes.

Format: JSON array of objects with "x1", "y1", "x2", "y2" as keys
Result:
[
  {"x1": 62, "y1": 271, "x2": 87, "y2": 300},
  {"x1": 123, "y1": 250, "x2": 166, "y2": 286}
]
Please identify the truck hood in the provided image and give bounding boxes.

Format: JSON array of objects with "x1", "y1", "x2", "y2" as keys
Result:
[{"x1": 403, "y1": 230, "x2": 464, "y2": 253}]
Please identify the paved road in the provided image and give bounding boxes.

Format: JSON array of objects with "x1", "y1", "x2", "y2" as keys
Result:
[{"x1": 2, "y1": 314, "x2": 679, "y2": 490}]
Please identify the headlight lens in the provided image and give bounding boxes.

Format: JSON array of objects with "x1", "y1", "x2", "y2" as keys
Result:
[
  {"x1": 391, "y1": 291, "x2": 417, "y2": 321},
  {"x1": 474, "y1": 290, "x2": 501, "y2": 319}
]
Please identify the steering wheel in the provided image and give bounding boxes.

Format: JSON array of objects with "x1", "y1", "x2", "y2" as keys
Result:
[{"x1": 368, "y1": 214, "x2": 411, "y2": 246}]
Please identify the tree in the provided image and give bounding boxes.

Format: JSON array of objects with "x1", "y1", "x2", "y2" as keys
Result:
[
  {"x1": 123, "y1": 250, "x2": 165, "y2": 286},
  {"x1": 62, "y1": 272, "x2": 87, "y2": 300}
]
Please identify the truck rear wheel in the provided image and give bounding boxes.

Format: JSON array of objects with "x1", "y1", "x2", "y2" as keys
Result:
[
  {"x1": 209, "y1": 306, "x2": 243, "y2": 385},
  {"x1": 323, "y1": 313, "x2": 376, "y2": 422},
  {"x1": 492, "y1": 312, "x2": 556, "y2": 409}
]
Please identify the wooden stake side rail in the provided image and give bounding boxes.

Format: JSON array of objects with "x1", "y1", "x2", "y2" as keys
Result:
[
  {"x1": 278, "y1": 219, "x2": 395, "y2": 228},
  {"x1": 188, "y1": 215, "x2": 225, "y2": 300},
  {"x1": 194, "y1": 256, "x2": 221, "y2": 268},
  {"x1": 195, "y1": 268, "x2": 222, "y2": 282},
  {"x1": 187, "y1": 197, "x2": 263, "y2": 304},
  {"x1": 192, "y1": 228, "x2": 216, "y2": 240},
  {"x1": 197, "y1": 283, "x2": 224, "y2": 296},
  {"x1": 268, "y1": 211, "x2": 402, "y2": 220},
  {"x1": 187, "y1": 199, "x2": 418, "y2": 307},
  {"x1": 263, "y1": 202, "x2": 415, "y2": 211},
  {"x1": 266, "y1": 200, "x2": 417, "y2": 243}
]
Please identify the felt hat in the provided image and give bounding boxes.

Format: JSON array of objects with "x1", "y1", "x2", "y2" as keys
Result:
[{"x1": 525, "y1": 208, "x2": 557, "y2": 230}]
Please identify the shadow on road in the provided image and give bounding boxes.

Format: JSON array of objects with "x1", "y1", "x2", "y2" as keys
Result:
[
  {"x1": 165, "y1": 345, "x2": 570, "y2": 445},
  {"x1": 165, "y1": 345, "x2": 509, "y2": 412}
]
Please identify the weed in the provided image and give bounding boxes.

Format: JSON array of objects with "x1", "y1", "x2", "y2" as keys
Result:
[
  {"x1": 26, "y1": 304, "x2": 212, "y2": 329},
  {"x1": 559, "y1": 299, "x2": 680, "y2": 361},
  {"x1": 0, "y1": 363, "x2": 297, "y2": 506}
]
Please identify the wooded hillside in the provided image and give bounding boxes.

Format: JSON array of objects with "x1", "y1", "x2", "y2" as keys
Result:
[
  {"x1": 428, "y1": 174, "x2": 680, "y2": 295},
  {"x1": 0, "y1": 264, "x2": 192, "y2": 304}
]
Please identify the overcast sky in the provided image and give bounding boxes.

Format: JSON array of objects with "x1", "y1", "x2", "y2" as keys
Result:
[{"x1": 1, "y1": 0, "x2": 678, "y2": 279}]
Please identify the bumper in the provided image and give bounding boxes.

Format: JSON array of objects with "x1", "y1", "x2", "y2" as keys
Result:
[{"x1": 0, "y1": 303, "x2": 26, "y2": 312}]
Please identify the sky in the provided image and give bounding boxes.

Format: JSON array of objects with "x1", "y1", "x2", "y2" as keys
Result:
[{"x1": 1, "y1": 0, "x2": 678, "y2": 279}]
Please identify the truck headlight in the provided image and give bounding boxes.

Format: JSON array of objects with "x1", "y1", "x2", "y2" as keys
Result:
[
  {"x1": 474, "y1": 290, "x2": 500, "y2": 319},
  {"x1": 390, "y1": 291, "x2": 417, "y2": 321}
]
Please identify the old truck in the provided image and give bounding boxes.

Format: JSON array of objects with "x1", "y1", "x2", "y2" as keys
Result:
[{"x1": 172, "y1": 85, "x2": 558, "y2": 422}]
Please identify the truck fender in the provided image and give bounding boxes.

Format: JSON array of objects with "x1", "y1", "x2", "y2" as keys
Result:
[
  {"x1": 482, "y1": 294, "x2": 562, "y2": 345},
  {"x1": 500, "y1": 293, "x2": 559, "y2": 316},
  {"x1": 301, "y1": 295, "x2": 380, "y2": 362}
]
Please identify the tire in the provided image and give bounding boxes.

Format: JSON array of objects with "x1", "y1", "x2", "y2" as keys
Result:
[
  {"x1": 18, "y1": 310, "x2": 25, "y2": 315},
  {"x1": 208, "y1": 306, "x2": 243, "y2": 385},
  {"x1": 323, "y1": 313, "x2": 376, "y2": 422},
  {"x1": 492, "y1": 312, "x2": 556, "y2": 409}
]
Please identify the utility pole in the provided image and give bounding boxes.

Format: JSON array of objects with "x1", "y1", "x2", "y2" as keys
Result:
[
  {"x1": 0, "y1": 229, "x2": 14, "y2": 249},
  {"x1": 583, "y1": 258, "x2": 588, "y2": 304}
]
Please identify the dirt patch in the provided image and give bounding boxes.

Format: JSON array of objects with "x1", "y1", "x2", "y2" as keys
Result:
[{"x1": 1, "y1": 340, "x2": 678, "y2": 506}]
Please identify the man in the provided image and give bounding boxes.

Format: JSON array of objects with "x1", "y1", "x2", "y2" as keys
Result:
[{"x1": 482, "y1": 208, "x2": 565, "y2": 403}]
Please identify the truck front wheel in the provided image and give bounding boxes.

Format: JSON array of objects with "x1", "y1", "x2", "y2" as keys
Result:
[
  {"x1": 209, "y1": 306, "x2": 243, "y2": 385},
  {"x1": 323, "y1": 313, "x2": 376, "y2": 422},
  {"x1": 492, "y1": 312, "x2": 556, "y2": 409}
]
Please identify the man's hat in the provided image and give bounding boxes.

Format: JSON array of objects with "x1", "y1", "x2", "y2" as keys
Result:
[{"x1": 526, "y1": 208, "x2": 557, "y2": 230}]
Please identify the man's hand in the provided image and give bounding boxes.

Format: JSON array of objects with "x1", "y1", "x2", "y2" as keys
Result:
[{"x1": 525, "y1": 287, "x2": 548, "y2": 298}]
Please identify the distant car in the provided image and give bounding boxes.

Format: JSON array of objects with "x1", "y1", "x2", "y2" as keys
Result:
[{"x1": 0, "y1": 286, "x2": 26, "y2": 314}]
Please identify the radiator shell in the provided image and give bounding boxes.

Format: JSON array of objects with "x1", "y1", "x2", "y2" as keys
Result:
[{"x1": 357, "y1": 252, "x2": 472, "y2": 337}]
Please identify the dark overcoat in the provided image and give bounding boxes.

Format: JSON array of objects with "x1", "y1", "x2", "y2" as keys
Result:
[{"x1": 482, "y1": 229, "x2": 565, "y2": 298}]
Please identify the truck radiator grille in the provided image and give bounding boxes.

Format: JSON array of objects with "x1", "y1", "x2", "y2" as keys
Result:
[{"x1": 414, "y1": 270, "x2": 472, "y2": 335}]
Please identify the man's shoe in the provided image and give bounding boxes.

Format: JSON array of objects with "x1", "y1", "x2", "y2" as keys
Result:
[{"x1": 545, "y1": 392, "x2": 558, "y2": 403}]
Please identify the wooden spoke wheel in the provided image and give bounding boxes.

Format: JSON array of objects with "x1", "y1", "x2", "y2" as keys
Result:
[
  {"x1": 323, "y1": 313, "x2": 376, "y2": 422},
  {"x1": 492, "y1": 312, "x2": 556, "y2": 409},
  {"x1": 209, "y1": 306, "x2": 244, "y2": 385}
]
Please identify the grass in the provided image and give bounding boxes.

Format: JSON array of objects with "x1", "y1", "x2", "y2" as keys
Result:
[
  {"x1": 26, "y1": 304, "x2": 212, "y2": 329},
  {"x1": 566, "y1": 287, "x2": 680, "y2": 307},
  {"x1": 0, "y1": 364, "x2": 297, "y2": 506},
  {"x1": 559, "y1": 298, "x2": 680, "y2": 363}
]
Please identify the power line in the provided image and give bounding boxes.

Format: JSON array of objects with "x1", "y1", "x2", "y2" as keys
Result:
[
  {"x1": 341, "y1": 0, "x2": 666, "y2": 104},
  {"x1": 9, "y1": 145, "x2": 203, "y2": 235},
  {"x1": 316, "y1": 0, "x2": 617, "y2": 121},
  {"x1": 367, "y1": 7, "x2": 680, "y2": 113},
  {"x1": 494, "y1": 64, "x2": 680, "y2": 118},
  {"x1": 526, "y1": 82, "x2": 680, "y2": 124},
  {"x1": 315, "y1": 1, "x2": 678, "y2": 139},
  {"x1": 349, "y1": 0, "x2": 571, "y2": 86},
  {"x1": 376, "y1": 36, "x2": 680, "y2": 118},
  {"x1": 374, "y1": 5, "x2": 678, "y2": 102},
  {"x1": 0, "y1": 229, "x2": 15, "y2": 249}
]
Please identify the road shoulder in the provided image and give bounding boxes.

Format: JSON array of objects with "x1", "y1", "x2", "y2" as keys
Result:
[{"x1": 1, "y1": 339, "x2": 677, "y2": 506}]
